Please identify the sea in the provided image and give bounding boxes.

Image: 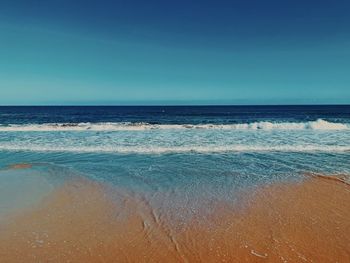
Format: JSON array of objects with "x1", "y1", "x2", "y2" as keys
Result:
[{"x1": 0, "y1": 105, "x2": 349, "y2": 217}]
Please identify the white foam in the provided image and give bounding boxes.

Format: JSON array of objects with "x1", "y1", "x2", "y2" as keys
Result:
[
  {"x1": 305, "y1": 119, "x2": 349, "y2": 130},
  {"x1": 0, "y1": 119, "x2": 349, "y2": 131},
  {"x1": 0, "y1": 144, "x2": 349, "y2": 153}
]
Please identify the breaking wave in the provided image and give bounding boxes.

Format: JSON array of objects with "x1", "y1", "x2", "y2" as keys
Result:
[{"x1": 0, "y1": 119, "x2": 349, "y2": 131}]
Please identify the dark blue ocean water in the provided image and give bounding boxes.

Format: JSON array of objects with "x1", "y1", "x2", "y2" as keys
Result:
[{"x1": 1, "y1": 105, "x2": 350, "y2": 125}]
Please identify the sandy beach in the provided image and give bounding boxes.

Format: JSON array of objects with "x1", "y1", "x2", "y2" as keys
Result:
[{"x1": 0, "y1": 168, "x2": 349, "y2": 263}]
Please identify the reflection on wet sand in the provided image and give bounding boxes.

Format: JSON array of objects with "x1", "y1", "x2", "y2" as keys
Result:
[{"x1": 0, "y1": 175, "x2": 349, "y2": 262}]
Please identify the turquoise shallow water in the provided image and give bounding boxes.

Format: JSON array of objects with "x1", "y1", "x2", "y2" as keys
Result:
[
  {"x1": 0, "y1": 151, "x2": 349, "y2": 196},
  {"x1": 0, "y1": 151, "x2": 349, "y2": 224}
]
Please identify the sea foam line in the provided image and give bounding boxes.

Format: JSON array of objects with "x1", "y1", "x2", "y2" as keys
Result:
[
  {"x1": 0, "y1": 144, "x2": 349, "y2": 153},
  {"x1": 0, "y1": 119, "x2": 349, "y2": 131}
]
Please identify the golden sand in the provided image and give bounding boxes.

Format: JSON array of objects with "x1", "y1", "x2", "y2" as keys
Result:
[{"x1": 0, "y1": 175, "x2": 349, "y2": 262}]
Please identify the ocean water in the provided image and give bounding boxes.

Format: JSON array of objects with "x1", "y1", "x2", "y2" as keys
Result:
[{"x1": 0, "y1": 105, "x2": 349, "y2": 213}]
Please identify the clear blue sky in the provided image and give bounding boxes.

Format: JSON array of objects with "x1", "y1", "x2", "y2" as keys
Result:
[{"x1": 0, "y1": 0, "x2": 349, "y2": 105}]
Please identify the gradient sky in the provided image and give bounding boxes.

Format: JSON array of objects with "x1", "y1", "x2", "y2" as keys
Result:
[{"x1": 0, "y1": 0, "x2": 349, "y2": 105}]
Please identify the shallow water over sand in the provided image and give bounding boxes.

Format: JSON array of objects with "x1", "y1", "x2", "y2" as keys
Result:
[{"x1": 0, "y1": 164, "x2": 349, "y2": 262}]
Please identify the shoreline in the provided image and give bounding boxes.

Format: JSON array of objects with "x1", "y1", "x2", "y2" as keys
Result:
[{"x1": 0, "y1": 172, "x2": 349, "y2": 262}]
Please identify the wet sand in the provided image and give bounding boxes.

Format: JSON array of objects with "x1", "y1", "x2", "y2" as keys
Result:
[{"x1": 0, "y1": 175, "x2": 349, "y2": 262}]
